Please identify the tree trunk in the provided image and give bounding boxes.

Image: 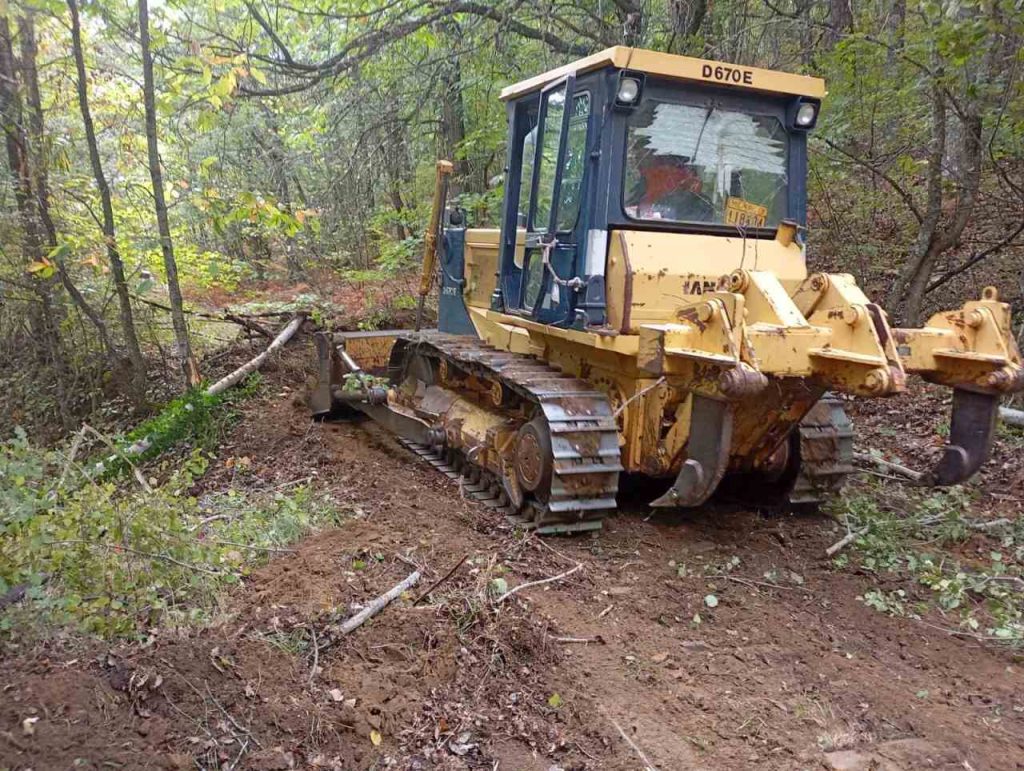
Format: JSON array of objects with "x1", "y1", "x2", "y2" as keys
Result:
[
  {"x1": 0, "y1": 16, "x2": 42, "y2": 261},
  {"x1": 139, "y1": 0, "x2": 199, "y2": 387},
  {"x1": 902, "y1": 111, "x2": 983, "y2": 324},
  {"x1": 668, "y1": 0, "x2": 708, "y2": 53},
  {"x1": 617, "y1": 3, "x2": 644, "y2": 47},
  {"x1": 0, "y1": 14, "x2": 72, "y2": 427},
  {"x1": 889, "y1": 79, "x2": 946, "y2": 323},
  {"x1": 887, "y1": 0, "x2": 906, "y2": 57},
  {"x1": 16, "y1": 9, "x2": 116, "y2": 362},
  {"x1": 439, "y1": 24, "x2": 469, "y2": 194},
  {"x1": 387, "y1": 179, "x2": 408, "y2": 240},
  {"x1": 261, "y1": 109, "x2": 304, "y2": 280},
  {"x1": 826, "y1": 0, "x2": 854, "y2": 47},
  {"x1": 17, "y1": 13, "x2": 55, "y2": 248},
  {"x1": 69, "y1": 0, "x2": 147, "y2": 399}
]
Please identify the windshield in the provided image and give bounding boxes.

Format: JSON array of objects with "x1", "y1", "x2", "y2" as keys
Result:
[{"x1": 624, "y1": 99, "x2": 789, "y2": 229}]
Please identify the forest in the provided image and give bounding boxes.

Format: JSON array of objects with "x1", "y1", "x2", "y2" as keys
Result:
[
  {"x1": 1, "y1": 1, "x2": 1024, "y2": 769},
  {"x1": 0, "y1": 0, "x2": 1020, "y2": 433}
]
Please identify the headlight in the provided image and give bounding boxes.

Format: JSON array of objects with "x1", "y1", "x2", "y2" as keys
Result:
[
  {"x1": 795, "y1": 102, "x2": 818, "y2": 127},
  {"x1": 617, "y1": 76, "x2": 641, "y2": 104}
]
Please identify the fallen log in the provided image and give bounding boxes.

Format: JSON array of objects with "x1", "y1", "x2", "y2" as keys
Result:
[
  {"x1": 1000, "y1": 407, "x2": 1024, "y2": 429},
  {"x1": 968, "y1": 517, "x2": 1011, "y2": 531},
  {"x1": 223, "y1": 313, "x2": 273, "y2": 338},
  {"x1": 135, "y1": 295, "x2": 293, "y2": 323},
  {"x1": 206, "y1": 314, "x2": 304, "y2": 397}
]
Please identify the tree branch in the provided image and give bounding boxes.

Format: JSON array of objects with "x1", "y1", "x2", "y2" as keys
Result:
[
  {"x1": 925, "y1": 218, "x2": 1024, "y2": 294},
  {"x1": 238, "y1": 0, "x2": 591, "y2": 97},
  {"x1": 821, "y1": 137, "x2": 923, "y2": 224}
]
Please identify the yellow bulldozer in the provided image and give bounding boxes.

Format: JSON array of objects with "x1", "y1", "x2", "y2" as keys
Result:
[{"x1": 312, "y1": 46, "x2": 1024, "y2": 534}]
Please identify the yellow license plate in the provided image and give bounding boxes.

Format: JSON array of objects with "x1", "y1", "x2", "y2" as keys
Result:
[{"x1": 725, "y1": 197, "x2": 768, "y2": 228}]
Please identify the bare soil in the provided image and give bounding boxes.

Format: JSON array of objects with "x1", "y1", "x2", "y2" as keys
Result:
[{"x1": 3, "y1": 339, "x2": 1024, "y2": 771}]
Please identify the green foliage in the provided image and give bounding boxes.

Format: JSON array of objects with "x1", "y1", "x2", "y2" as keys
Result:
[
  {"x1": 165, "y1": 244, "x2": 256, "y2": 291},
  {"x1": 860, "y1": 588, "x2": 908, "y2": 617},
  {"x1": 392, "y1": 293, "x2": 417, "y2": 311},
  {"x1": 0, "y1": 373, "x2": 278, "y2": 637},
  {"x1": 0, "y1": 420, "x2": 345, "y2": 638},
  {"x1": 376, "y1": 236, "x2": 423, "y2": 273},
  {"x1": 454, "y1": 187, "x2": 505, "y2": 228},
  {"x1": 342, "y1": 269, "x2": 392, "y2": 284},
  {"x1": 88, "y1": 375, "x2": 260, "y2": 482},
  {"x1": 226, "y1": 296, "x2": 333, "y2": 329},
  {"x1": 831, "y1": 485, "x2": 1024, "y2": 644},
  {"x1": 341, "y1": 371, "x2": 387, "y2": 393},
  {"x1": 0, "y1": 429, "x2": 53, "y2": 534},
  {"x1": 997, "y1": 421, "x2": 1024, "y2": 448}
]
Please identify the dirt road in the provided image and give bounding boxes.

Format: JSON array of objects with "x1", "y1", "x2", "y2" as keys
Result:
[{"x1": 3, "y1": 385, "x2": 1023, "y2": 770}]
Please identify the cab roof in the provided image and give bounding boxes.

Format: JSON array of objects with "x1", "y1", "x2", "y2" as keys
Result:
[{"x1": 499, "y1": 46, "x2": 826, "y2": 101}]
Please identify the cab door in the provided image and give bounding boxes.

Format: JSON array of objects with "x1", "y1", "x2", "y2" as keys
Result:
[{"x1": 515, "y1": 75, "x2": 591, "y2": 326}]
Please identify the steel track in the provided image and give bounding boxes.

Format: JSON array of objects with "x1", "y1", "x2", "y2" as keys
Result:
[
  {"x1": 394, "y1": 332, "x2": 622, "y2": 534},
  {"x1": 390, "y1": 334, "x2": 851, "y2": 527},
  {"x1": 789, "y1": 395, "x2": 855, "y2": 504}
]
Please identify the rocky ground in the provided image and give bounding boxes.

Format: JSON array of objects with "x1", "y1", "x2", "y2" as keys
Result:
[{"x1": 2, "y1": 339, "x2": 1023, "y2": 770}]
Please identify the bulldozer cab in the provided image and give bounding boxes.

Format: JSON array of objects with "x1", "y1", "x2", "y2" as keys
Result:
[{"x1": 494, "y1": 47, "x2": 824, "y2": 330}]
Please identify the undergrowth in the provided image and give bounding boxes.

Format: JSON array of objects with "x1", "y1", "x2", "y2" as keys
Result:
[
  {"x1": 0, "y1": 373, "x2": 345, "y2": 639},
  {"x1": 93, "y1": 374, "x2": 260, "y2": 480},
  {"x1": 829, "y1": 482, "x2": 1024, "y2": 645}
]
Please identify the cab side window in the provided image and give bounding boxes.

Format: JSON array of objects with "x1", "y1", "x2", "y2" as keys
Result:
[
  {"x1": 516, "y1": 113, "x2": 538, "y2": 227},
  {"x1": 531, "y1": 85, "x2": 567, "y2": 231},
  {"x1": 530, "y1": 89, "x2": 591, "y2": 233},
  {"x1": 556, "y1": 92, "x2": 590, "y2": 232}
]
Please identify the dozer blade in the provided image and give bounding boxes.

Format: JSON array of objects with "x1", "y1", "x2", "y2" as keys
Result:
[
  {"x1": 923, "y1": 388, "x2": 999, "y2": 487},
  {"x1": 651, "y1": 394, "x2": 733, "y2": 507}
]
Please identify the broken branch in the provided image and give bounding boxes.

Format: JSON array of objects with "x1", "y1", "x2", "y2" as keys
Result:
[
  {"x1": 495, "y1": 563, "x2": 582, "y2": 604},
  {"x1": 338, "y1": 570, "x2": 421, "y2": 636},
  {"x1": 968, "y1": 517, "x2": 1011, "y2": 531},
  {"x1": 825, "y1": 526, "x2": 869, "y2": 558},
  {"x1": 853, "y1": 451, "x2": 924, "y2": 483},
  {"x1": 135, "y1": 295, "x2": 293, "y2": 321},
  {"x1": 606, "y1": 713, "x2": 660, "y2": 771},
  {"x1": 206, "y1": 314, "x2": 304, "y2": 396},
  {"x1": 223, "y1": 313, "x2": 273, "y2": 338},
  {"x1": 551, "y1": 635, "x2": 606, "y2": 644},
  {"x1": 413, "y1": 554, "x2": 468, "y2": 605}
]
